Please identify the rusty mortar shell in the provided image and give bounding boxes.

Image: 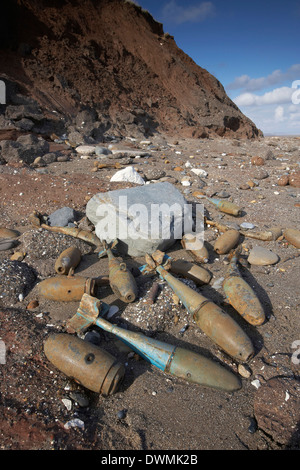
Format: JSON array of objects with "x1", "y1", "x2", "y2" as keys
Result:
[
  {"x1": 283, "y1": 228, "x2": 300, "y2": 248},
  {"x1": 44, "y1": 333, "x2": 125, "y2": 395},
  {"x1": 206, "y1": 197, "x2": 242, "y2": 217},
  {"x1": 106, "y1": 249, "x2": 138, "y2": 303},
  {"x1": 156, "y1": 266, "x2": 254, "y2": 362},
  {"x1": 214, "y1": 229, "x2": 240, "y2": 255},
  {"x1": 0, "y1": 227, "x2": 20, "y2": 239},
  {"x1": 38, "y1": 275, "x2": 98, "y2": 301},
  {"x1": 181, "y1": 233, "x2": 209, "y2": 263},
  {"x1": 222, "y1": 248, "x2": 265, "y2": 326},
  {"x1": 55, "y1": 247, "x2": 82, "y2": 275},
  {"x1": 67, "y1": 299, "x2": 241, "y2": 392},
  {"x1": 170, "y1": 259, "x2": 212, "y2": 285},
  {"x1": 29, "y1": 212, "x2": 102, "y2": 249}
]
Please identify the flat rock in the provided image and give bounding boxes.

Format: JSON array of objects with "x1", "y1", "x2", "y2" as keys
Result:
[
  {"x1": 86, "y1": 182, "x2": 192, "y2": 257},
  {"x1": 248, "y1": 246, "x2": 279, "y2": 265}
]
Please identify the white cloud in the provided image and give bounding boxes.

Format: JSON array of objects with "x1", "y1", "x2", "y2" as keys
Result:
[
  {"x1": 274, "y1": 106, "x2": 285, "y2": 122},
  {"x1": 227, "y1": 64, "x2": 300, "y2": 92},
  {"x1": 234, "y1": 86, "x2": 295, "y2": 107},
  {"x1": 162, "y1": 1, "x2": 215, "y2": 24}
]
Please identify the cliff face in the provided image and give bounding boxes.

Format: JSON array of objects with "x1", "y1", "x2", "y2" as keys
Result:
[{"x1": 0, "y1": 0, "x2": 262, "y2": 140}]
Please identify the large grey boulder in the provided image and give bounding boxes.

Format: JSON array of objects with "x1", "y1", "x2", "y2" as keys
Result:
[{"x1": 86, "y1": 182, "x2": 193, "y2": 257}]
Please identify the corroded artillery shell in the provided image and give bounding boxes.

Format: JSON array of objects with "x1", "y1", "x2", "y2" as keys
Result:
[
  {"x1": 156, "y1": 266, "x2": 254, "y2": 362},
  {"x1": 181, "y1": 233, "x2": 209, "y2": 263},
  {"x1": 44, "y1": 333, "x2": 125, "y2": 395},
  {"x1": 283, "y1": 228, "x2": 300, "y2": 248},
  {"x1": 38, "y1": 276, "x2": 98, "y2": 301},
  {"x1": 170, "y1": 259, "x2": 212, "y2": 285},
  {"x1": 66, "y1": 295, "x2": 241, "y2": 392},
  {"x1": 0, "y1": 228, "x2": 20, "y2": 239},
  {"x1": 107, "y1": 251, "x2": 138, "y2": 303},
  {"x1": 55, "y1": 246, "x2": 82, "y2": 275},
  {"x1": 223, "y1": 249, "x2": 265, "y2": 326},
  {"x1": 207, "y1": 197, "x2": 242, "y2": 217},
  {"x1": 214, "y1": 229, "x2": 240, "y2": 255}
]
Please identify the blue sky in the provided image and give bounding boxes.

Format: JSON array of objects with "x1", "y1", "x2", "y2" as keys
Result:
[{"x1": 132, "y1": 0, "x2": 300, "y2": 135}]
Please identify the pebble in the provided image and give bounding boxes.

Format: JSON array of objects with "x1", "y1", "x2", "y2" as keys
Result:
[
  {"x1": 48, "y1": 207, "x2": 76, "y2": 227},
  {"x1": 238, "y1": 363, "x2": 252, "y2": 378},
  {"x1": 251, "y1": 156, "x2": 265, "y2": 166},
  {"x1": 248, "y1": 246, "x2": 279, "y2": 266},
  {"x1": 216, "y1": 190, "x2": 230, "y2": 198},
  {"x1": 62, "y1": 398, "x2": 72, "y2": 411},
  {"x1": 240, "y1": 222, "x2": 255, "y2": 229},
  {"x1": 75, "y1": 145, "x2": 96, "y2": 155},
  {"x1": 191, "y1": 168, "x2": 208, "y2": 178},
  {"x1": 64, "y1": 418, "x2": 85, "y2": 430},
  {"x1": 277, "y1": 175, "x2": 289, "y2": 186},
  {"x1": 110, "y1": 166, "x2": 145, "y2": 185}
]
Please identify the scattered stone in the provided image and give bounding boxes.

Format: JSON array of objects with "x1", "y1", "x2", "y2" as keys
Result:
[
  {"x1": 69, "y1": 391, "x2": 89, "y2": 407},
  {"x1": 41, "y1": 153, "x2": 57, "y2": 164},
  {"x1": 110, "y1": 166, "x2": 145, "y2": 185},
  {"x1": 143, "y1": 168, "x2": 166, "y2": 181},
  {"x1": 26, "y1": 299, "x2": 39, "y2": 309},
  {"x1": 75, "y1": 145, "x2": 96, "y2": 155},
  {"x1": 283, "y1": 228, "x2": 300, "y2": 248},
  {"x1": 95, "y1": 146, "x2": 112, "y2": 156},
  {"x1": 277, "y1": 175, "x2": 289, "y2": 186},
  {"x1": 251, "y1": 156, "x2": 265, "y2": 166},
  {"x1": 238, "y1": 364, "x2": 252, "y2": 378},
  {"x1": 248, "y1": 246, "x2": 279, "y2": 265},
  {"x1": 252, "y1": 168, "x2": 269, "y2": 180},
  {"x1": 48, "y1": 207, "x2": 76, "y2": 227},
  {"x1": 240, "y1": 222, "x2": 255, "y2": 229},
  {"x1": 239, "y1": 183, "x2": 250, "y2": 190},
  {"x1": 216, "y1": 190, "x2": 230, "y2": 198},
  {"x1": 191, "y1": 168, "x2": 208, "y2": 178},
  {"x1": 64, "y1": 418, "x2": 85, "y2": 430},
  {"x1": 289, "y1": 171, "x2": 300, "y2": 187}
]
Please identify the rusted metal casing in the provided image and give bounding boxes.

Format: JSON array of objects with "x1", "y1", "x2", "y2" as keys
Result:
[
  {"x1": 0, "y1": 228, "x2": 20, "y2": 239},
  {"x1": 214, "y1": 229, "x2": 240, "y2": 255},
  {"x1": 38, "y1": 276, "x2": 97, "y2": 301},
  {"x1": 156, "y1": 266, "x2": 254, "y2": 362},
  {"x1": 44, "y1": 333, "x2": 125, "y2": 395},
  {"x1": 55, "y1": 247, "x2": 82, "y2": 275},
  {"x1": 222, "y1": 248, "x2": 265, "y2": 326},
  {"x1": 181, "y1": 234, "x2": 209, "y2": 263},
  {"x1": 29, "y1": 211, "x2": 102, "y2": 249},
  {"x1": 66, "y1": 294, "x2": 241, "y2": 392},
  {"x1": 107, "y1": 250, "x2": 138, "y2": 303},
  {"x1": 284, "y1": 228, "x2": 300, "y2": 248},
  {"x1": 170, "y1": 259, "x2": 212, "y2": 285},
  {"x1": 207, "y1": 197, "x2": 242, "y2": 217}
]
